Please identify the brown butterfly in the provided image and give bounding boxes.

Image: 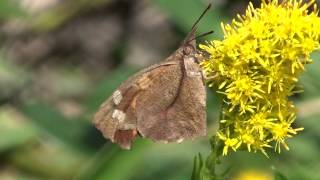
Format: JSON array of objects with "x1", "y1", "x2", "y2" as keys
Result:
[{"x1": 93, "y1": 4, "x2": 212, "y2": 149}]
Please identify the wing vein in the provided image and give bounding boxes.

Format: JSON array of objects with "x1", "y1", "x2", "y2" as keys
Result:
[{"x1": 166, "y1": 59, "x2": 185, "y2": 109}]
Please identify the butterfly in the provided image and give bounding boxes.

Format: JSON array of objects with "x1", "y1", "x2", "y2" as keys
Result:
[{"x1": 93, "y1": 4, "x2": 212, "y2": 149}]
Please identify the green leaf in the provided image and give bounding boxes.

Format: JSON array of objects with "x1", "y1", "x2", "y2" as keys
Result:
[
  {"x1": 0, "y1": 106, "x2": 37, "y2": 152},
  {"x1": 0, "y1": 0, "x2": 26, "y2": 19},
  {"x1": 153, "y1": 0, "x2": 224, "y2": 40},
  {"x1": 77, "y1": 140, "x2": 152, "y2": 180},
  {"x1": 191, "y1": 153, "x2": 205, "y2": 180},
  {"x1": 10, "y1": 141, "x2": 88, "y2": 179},
  {"x1": 20, "y1": 102, "x2": 94, "y2": 154},
  {"x1": 273, "y1": 170, "x2": 288, "y2": 180},
  {"x1": 0, "y1": 53, "x2": 30, "y2": 101}
]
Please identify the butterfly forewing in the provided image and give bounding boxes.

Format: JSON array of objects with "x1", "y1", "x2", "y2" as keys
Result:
[{"x1": 93, "y1": 60, "x2": 181, "y2": 149}]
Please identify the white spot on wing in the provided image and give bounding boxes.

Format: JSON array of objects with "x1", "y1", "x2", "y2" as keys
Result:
[
  {"x1": 112, "y1": 90, "x2": 122, "y2": 105},
  {"x1": 111, "y1": 109, "x2": 119, "y2": 119},
  {"x1": 112, "y1": 109, "x2": 126, "y2": 123}
]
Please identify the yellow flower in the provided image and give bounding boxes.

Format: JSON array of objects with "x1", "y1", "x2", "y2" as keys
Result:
[
  {"x1": 233, "y1": 170, "x2": 273, "y2": 180},
  {"x1": 271, "y1": 113, "x2": 304, "y2": 153},
  {"x1": 247, "y1": 109, "x2": 276, "y2": 140},
  {"x1": 225, "y1": 74, "x2": 265, "y2": 113},
  {"x1": 201, "y1": 0, "x2": 320, "y2": 156},
  {"x1": 217, "y1": 129, "x2": 241, "y2": 155}
]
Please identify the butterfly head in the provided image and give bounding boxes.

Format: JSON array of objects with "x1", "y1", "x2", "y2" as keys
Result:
[
  {"x1": 181, "y1": 27, "x2": 197, "y2": 55},
  {"x1": 178, "y1": 4, "x2": 212, "y2": 61}
]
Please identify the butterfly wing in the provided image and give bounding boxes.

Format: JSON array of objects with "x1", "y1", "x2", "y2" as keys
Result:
[
  {"x1": 135, "y1": 55, "x2": 206, "y2": 143},
  {"x1": 93, "y1": 59, "x2": 180, "y2": 149},
  {"x1": 94, "y1": 50, "x2": 206, "y2": 149}
]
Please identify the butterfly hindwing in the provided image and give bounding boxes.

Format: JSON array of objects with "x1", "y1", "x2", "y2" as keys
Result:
[{"x1": 135, "y1": 54, "x2": 206, "y2": 143}]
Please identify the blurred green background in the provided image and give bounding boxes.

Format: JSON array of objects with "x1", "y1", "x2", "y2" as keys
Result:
[{"x1": 0, "y1": 0, "x2": 319, "y2": 179}]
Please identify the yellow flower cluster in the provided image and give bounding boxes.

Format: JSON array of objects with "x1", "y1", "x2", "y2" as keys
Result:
[{"x1": 200, "y1": 0, "x2": 320, "y2": 156}]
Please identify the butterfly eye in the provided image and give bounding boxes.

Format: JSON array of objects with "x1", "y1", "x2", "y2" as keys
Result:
[{"x1": 183, "y1": 45, "x2": 195, "y2": 55}]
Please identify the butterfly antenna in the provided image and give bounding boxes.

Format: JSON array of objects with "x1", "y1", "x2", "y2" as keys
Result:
[
  {"x1": 187, "y1": 30, "x2": 214, "y2": 43},
  {"x1": 191, "y1": 3, "x2": 212, "y2": 30},
  {"x1": 183, "y1": 4, "x2": 212, "y2": 45}
]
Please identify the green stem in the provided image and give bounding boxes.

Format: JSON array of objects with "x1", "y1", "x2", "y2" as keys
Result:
[
  {"x1": 205, "y1": 136, "x2": 223, "y2": 180},
  {"x1": 206, "y1": 105, "x2": 226, "y2": 179}
]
